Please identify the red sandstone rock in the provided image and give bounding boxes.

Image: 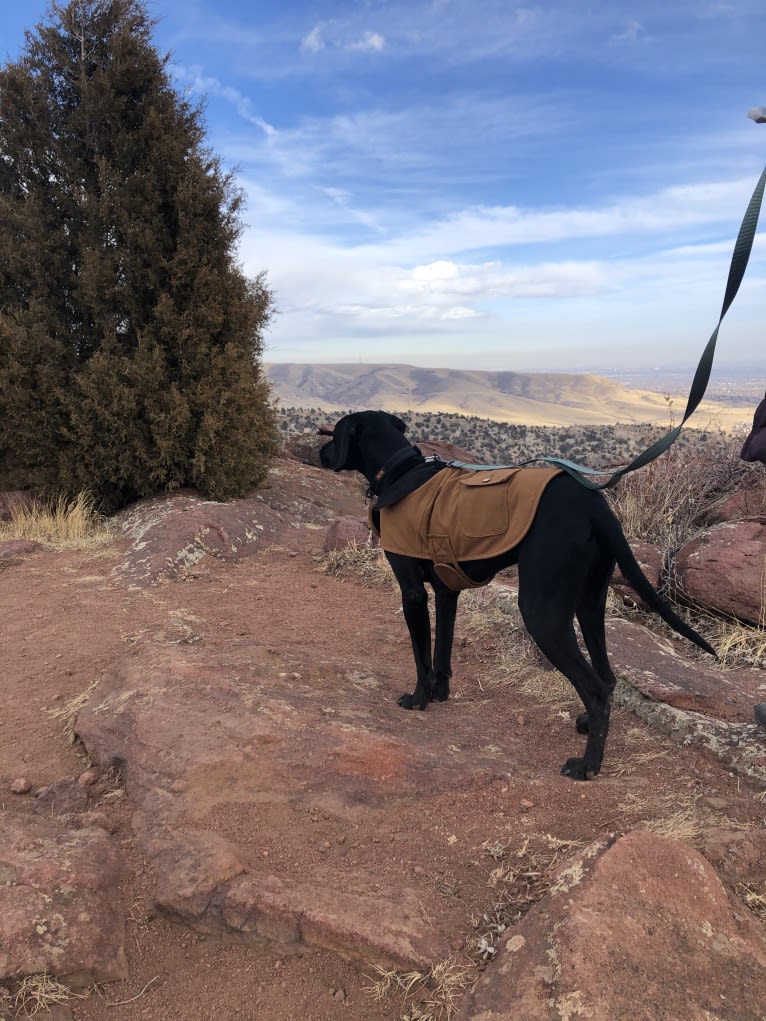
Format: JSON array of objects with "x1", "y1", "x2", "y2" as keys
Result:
[
  {"x1": 0, "y1": 539, "x2": 43, "y2": 558},
  {"x1": 0, "y1": 814, "x2": 127, "y2": 987},
  {"x1": 674, "y1": 518, "x2": 766, "y2": 624},
  {"x1": 113, "y1": 459, "x2": 363, "y2": 587},
  {"x1": 459, "y1": 830, "x2": 766, "y2": 1021},
  {"x1": 606, "y1": 617, "x2": 764, "y2": 724},
  {"x1": 322, "y1": 516, "x2": 377, "y2": 552},
  {"x1": 414, "y1": 438, "x2": 476, "y2": 463},
  {"x1": 34, "y1": 776, "x2": 91, "y2": 815},
  {"x1": 697, "y1": 480, "x2": 766, "y2": 525},
  {"x1": 73, "y1": 644, "x2": 476, "y2": 970}
]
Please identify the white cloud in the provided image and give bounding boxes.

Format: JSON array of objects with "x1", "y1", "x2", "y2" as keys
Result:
[
  {"x1": 236, "y1": 170, "x2": 764, "y2": 365},
  {"x1": 301, "y1": 25, "x2": 325, "y2": 53},
  {"x1": 401, "y1": 259, "x2": 609, "y2": 299},
  {"x1": 171, "y1": 65, "x2": 276, "y2": 136},
  {"x1": 348, "y1": 31, "x2": 386, "y2": 52},
  {"x1": 411, "y1": 260, "x2": 461, "y2": 283},
  {"x1": 610, "y1": 19, "x2": 649, "y2": 45},
  {"x1": 355, "y1": 177, "x2": 757, "y2": 263},
  {"x1": 316, "y1": 185, "x2": 387, "y2": 233}
]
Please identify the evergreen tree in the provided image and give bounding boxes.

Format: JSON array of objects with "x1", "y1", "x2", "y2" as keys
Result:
[{"x1": 0, "y1": 0, "x2": 277, "y2": 511}]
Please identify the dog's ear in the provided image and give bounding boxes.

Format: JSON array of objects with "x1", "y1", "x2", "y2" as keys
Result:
[
  {"x1": 386, "y1": 413, "x2": 407, "y2": 434},
  {"x1": 331, "y1": 416, "x2": 356, "y2": 471}
]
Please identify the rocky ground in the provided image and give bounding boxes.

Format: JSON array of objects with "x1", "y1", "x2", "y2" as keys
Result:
[{"x1": 1, "y1": 457, "x2": 765, "y2": 1021}]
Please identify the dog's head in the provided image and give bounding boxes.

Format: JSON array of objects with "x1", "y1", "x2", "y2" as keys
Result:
[{"x1": 318, "y1": 411, "x2": 408, "y2": 472}]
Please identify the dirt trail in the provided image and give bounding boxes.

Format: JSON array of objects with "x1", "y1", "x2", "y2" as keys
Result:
[{"x1": 1, "y1": 463, "x2": 764, "y2": 1021}]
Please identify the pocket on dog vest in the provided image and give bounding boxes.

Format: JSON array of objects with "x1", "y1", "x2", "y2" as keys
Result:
[{"x1": 450, "y1": 467, "x2": 520, "y2": 538}]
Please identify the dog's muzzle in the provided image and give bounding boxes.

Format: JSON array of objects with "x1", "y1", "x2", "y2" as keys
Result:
[
  {"x1": 319, "y1": 440, "x2": 337, "y2": 470},
  {"x1": 317, "y1": 426, "x2": 336, "y2": 470}
]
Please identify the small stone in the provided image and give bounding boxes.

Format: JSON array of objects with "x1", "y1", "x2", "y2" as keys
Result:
[
  {"x1": 78, "y1": 768, "x2": 100, "y2": 787},
  {"x1": 11, "y1": 777, "x2": 32, "y2": 794},
  {"x1": 73, "y1": 811, "x2": 115, "y2": 833},
  {"x1": 520, "y1": 799, "x2": 534, "y2": 809},
  {"x1": 755, "y1": 703, "x2": 766, "y2": 727},
  {"x1": 333, "y1": 987, "x2": 346, "y2": 1002}
]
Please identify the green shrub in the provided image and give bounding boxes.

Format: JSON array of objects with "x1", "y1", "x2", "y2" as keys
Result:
[{"x1": 0, "y1": 0, "x2": 277, "y2": 512}]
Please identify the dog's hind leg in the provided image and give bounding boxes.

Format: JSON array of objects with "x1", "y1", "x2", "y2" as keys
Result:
[
  {"x1": 517, "y1": 570, "x2": 613, "y2": 780},
  {"x1": 574, "y1": 547, "x2": 618, "y2": 736}
]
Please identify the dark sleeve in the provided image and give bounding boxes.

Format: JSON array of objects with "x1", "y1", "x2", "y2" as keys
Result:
[{"x1": 740, "y1": 396, "x2": 766, "y2": 463}]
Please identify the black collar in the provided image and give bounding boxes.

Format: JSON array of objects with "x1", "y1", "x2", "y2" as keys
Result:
[
  {"x1": 371, "y1": 449, "x2": 447, "y2": 509},
  {"x1": 367, "y1": 447, "x2": 424, "y2": 500}
]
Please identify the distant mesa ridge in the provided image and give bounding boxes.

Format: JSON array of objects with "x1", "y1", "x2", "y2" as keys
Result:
[{"x1": 265, "y1": 362, "x2": 750, "y2": 429}]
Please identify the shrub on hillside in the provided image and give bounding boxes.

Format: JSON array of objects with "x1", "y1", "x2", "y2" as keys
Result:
[{"x1": 604, "y1": 428, "x2": 753, "y2": 551}]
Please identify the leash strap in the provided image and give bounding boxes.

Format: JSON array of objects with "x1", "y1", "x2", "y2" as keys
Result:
[{"x1": 448, "y1": 165, "x2": 766, "y2": 490}]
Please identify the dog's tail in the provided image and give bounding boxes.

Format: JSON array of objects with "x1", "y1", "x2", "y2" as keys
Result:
[{"x1": 595, "y1": 507, "x2": 717, "y2": 657}]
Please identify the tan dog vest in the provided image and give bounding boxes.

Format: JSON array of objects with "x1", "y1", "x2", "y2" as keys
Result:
[{"x1": 369, "y1": 465, "x2": 562, "y2": 591}]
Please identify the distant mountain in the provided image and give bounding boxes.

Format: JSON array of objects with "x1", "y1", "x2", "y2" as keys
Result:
[{"x1": 265, "y1": 362, "x2": 751, "y2": 429}]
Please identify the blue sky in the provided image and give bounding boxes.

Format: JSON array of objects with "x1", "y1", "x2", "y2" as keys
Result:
[{"x1": 1, "y1": 1, "x2": 765, "y2": 372}]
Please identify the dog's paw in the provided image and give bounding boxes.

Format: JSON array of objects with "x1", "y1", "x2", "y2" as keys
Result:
[
  {"x1": 575, "y1": 712, "x2": 590, "y2": 734},
  {"x1": 398, "y1": 693, "x2": 427, "y2": 711},
  {"x1": 560, "y1": 757, "x2": 597, "y2": 781}
]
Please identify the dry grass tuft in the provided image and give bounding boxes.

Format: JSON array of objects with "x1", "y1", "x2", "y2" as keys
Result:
[
  {"x1": 635, "y1": 599, "x2": 766, "y2": 669},
  {"x1": 320, "y1": 540, "x2": 396, "y2": 588},
  {"x1": 512, "y1": 667, "x2": 578, "y2": 707},
  {"x1": 738, "y1": 880, "x2": 766, "y2": 923},
  {"x1": 0, "y1": 491, "x2": 112, "y2": 549},
  {"x1": 604, "y1": 747, "x2": 670, "y2": 779},
  {"x1": 472, "y1": 836, "x2": 584, "y2": 961},
  {"x1": 14, "y1": 974, "x2": 83, "y2": 1017},
  {"x1": 366, "y1": 958, "x2": 473, "y2": 1021},
  {"x1": 459, "y1": 586, "x2": 540, "y2": 680},
  {"x1": 616, "y1": 787, "x2": 706, "y2": 846},
  {"x1": 638, "y1": 809, "x2": 703, "y2": 845},
  {"x1": 605, "y1": 420, "x2": 753, "y2": 552},
  {"x1": 458, "y1": 586, "x2": 579, "y2": 708},
  {"x1": 48, "y1": 678, "x2": 102, "y2": 745},
  {"x1": 702, "y1": 614, "x2": 766, "y2": 668}
]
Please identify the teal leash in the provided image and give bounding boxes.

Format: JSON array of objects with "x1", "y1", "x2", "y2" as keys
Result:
[{"x1": 447, "y1": 165, "x2": 766, "y2": 490}]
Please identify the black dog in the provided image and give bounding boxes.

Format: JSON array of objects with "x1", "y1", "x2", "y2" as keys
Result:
[{"x1": 319, "y1": 411, "x2": 715, "y2": 780}]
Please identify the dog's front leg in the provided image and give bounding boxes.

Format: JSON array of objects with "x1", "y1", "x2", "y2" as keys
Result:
[
  {"x1": 431, "y1": 578, "x2": 458, "y2": 702},
  {"x1": 386, "y1": 554, "x2": 434, "y2": 709}
]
